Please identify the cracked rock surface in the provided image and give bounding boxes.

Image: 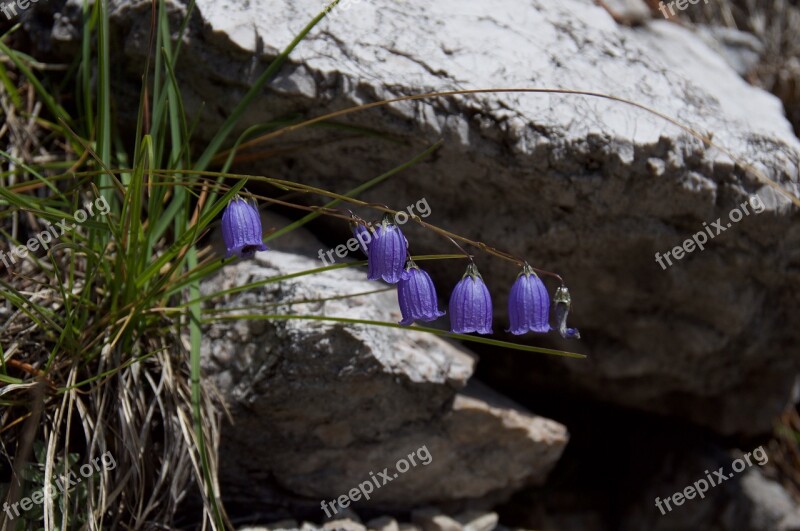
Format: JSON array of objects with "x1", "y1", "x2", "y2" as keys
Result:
[
  {"x1": 201, "y1": 251, "x2": 568, "y2": 513},
  {"x1": 45, "y1": 0, "x2": 800, "y2": 436}
]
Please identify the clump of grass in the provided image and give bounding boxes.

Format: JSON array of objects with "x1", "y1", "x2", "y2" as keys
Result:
[{"x1": 0, "y1": 1, "x2": 350, "y2": 526}]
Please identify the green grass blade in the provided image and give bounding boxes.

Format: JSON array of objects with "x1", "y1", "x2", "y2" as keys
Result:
[{"x1": 203, "y1": 314, "x2": 585, "y2": 359}]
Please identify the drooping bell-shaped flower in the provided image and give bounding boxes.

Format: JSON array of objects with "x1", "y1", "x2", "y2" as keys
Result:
[
  {"x1": 507, "y1": 264, "x2": 551, "y2": 335},
  {"x1": 553, "y1": 286, "x2": 581, "y2": 339},
  {"x1": 352, "y1": 222, "x2": 374, "y2": 255},
  {"x1": 221, "y1": 196, "x2": 268, "y2": 258},
  {"x1": 449, "y1": 263, "x2": 493, "y2": 335},
  {"x1": 367, "y1": 217, "x2": 409, "y2": 284},
  {"x1": 397, "y1": 262, "x2": 445, "y2": 325}
]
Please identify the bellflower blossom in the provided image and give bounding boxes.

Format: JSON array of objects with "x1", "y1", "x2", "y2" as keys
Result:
[
  {"x1": 367, "y1": 217, "x2": 409, "y2": 284},
  {"x1": 352, "y1": 222, "x2": 373, "y2": 255},
  {"x1": 397, "y1": 262, "x2": 446, "y2": 325},
  {"x1": 507, "y1": 264, "x2": 551, "y2": 334},
  {"x1": 221, "y1": 197, "x2": 268, "y2": 258},
  {"x1": 449, "y1": 263, "x2": 493, "y2": 335}
]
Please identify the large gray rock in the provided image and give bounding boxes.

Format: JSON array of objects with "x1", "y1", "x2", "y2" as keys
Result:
[
  {"x1": 45, "y1": 0, "x2": 800, "y2": 436},
  {"x1": 201, "y1": 251, "x2": 568, "y2": 513}
]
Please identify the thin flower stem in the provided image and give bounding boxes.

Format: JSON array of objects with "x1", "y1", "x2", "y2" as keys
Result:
[
  {"x1": 375, "y1": 206, "x2": 566, "y2": 280},
  {"x1": 443, "y1": 235, "x2": 472, "y2": 262},
  {"x1": 347, "y1": 210, "x2": 371, "y2": 228},
  {"x1": 152, "y1": 172, "x2": 567, "y2": 281}
]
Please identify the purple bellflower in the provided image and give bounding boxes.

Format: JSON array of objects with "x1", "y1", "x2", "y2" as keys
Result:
[
  {"x1": 449, "y1": 263, "x2": 493, "y2": 335},
  {"x1": 397, "y1": 262, "x2": 446, "y2": 325},
  {"x1": 367, "y1": 217, "x2": 409, "y2": 284},
  {"x1": 507, "y1": 264, "x2": 552, "y2": 335},
  {"x1": 221, "y1": 196, "x2": 268, "y2": 258},
  {"x1": 352, "y1": 222, "x2": 374, "y2": 255}
]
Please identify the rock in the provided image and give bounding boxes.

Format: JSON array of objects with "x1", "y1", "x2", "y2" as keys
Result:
[
  {"x1": 39, "y1": 0, "x2": 800, "y2": 439},
  {"x1": 243, "y1": 521, "x2": 300, "y2": 531},
  {"x1": 323, "y1": 518, "x2": 366, "y2": 531},
  {"x1": 237, "y1": 521, "x2": 300, "y2": 531},
  {"x1": 735, "y1": 469, "x2": 800, "y2": 531},
  {"x1": 454, "y1": 511, "x2": 499, "y2": 531},
  {"x1": 672, "y1": 0, "x2": 800, "y2": 135},
  {"x1": 39, "y1": 0, "x2": 800, "y2": 437},
  {"x1": 323, "y1": 508, "x2": 365, "y2": 530},
  {"x1": 693, "y1": 25, "x2": 764, "y2": 76},
  {"x1": 365, "y1": 516, "x2": 399, "y2": 531},
  {"x1": 201, "y1": 251, "x2": 568, "y2": 513},
  {"x1": 411, "y1": 508, "x2": 462, "y2": 531}
]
